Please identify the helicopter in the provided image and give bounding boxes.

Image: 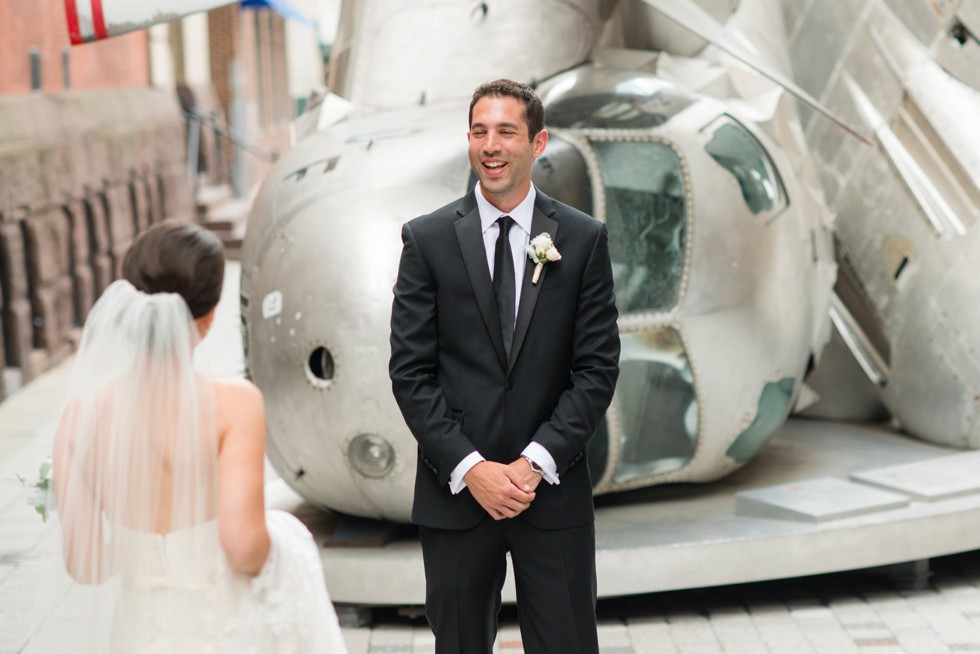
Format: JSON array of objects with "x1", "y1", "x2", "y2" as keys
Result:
[{"x1": 68, "y1": 0, "x2": 980, "y2": 603}]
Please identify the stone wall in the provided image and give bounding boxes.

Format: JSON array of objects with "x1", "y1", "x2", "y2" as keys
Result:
[{"x1": 0, "y1": 88, "x2": 192, "y2": 399}]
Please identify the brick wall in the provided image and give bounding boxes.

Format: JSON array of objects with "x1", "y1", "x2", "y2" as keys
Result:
[
  {"x1": 0, "y1": 0, "x2": 148, "y2": 93},
  {"x1": 208, "y1": 6, "x2": 240, "y2": 119},
  {"x1": 208, "y1": 7, "x2": 291, "y2": 194}
]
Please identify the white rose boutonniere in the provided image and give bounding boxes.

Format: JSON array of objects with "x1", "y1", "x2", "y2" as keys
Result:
[{"x1": 524, "y1": 233, "x2": 561, "y2": 284}]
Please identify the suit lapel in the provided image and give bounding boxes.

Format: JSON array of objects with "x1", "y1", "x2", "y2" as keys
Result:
[
  {"x1": 508, "y1": 196, "x2": 559, "y2": 375},
  {"x1": 454, "y1": 199, "x2": 508, "y2": 369}
]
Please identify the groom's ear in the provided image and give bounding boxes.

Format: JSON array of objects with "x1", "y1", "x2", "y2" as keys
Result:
[{"x1": 532, "y1": 128, "x2": 549, "y2": 158}]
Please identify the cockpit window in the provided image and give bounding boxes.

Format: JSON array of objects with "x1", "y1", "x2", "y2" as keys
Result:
[
  {"x1": 614, "y1": 327, "x2": 698, "y2": 483},
  {"x1": 547, "y1": 90, "x2": 695, "y2": 129},
  {"x1": 592, "y1": 139, "x2": 687, "y2": 313},
  {"x1": 704, "y1": 116, "x2": 787, "y2": 216}
]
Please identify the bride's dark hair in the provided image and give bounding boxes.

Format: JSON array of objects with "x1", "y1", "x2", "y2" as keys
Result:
[{"x1": 122, "y1": 221, "x2": 225, "y2": 318}]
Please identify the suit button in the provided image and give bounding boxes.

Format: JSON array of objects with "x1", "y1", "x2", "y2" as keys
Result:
[{"x1": 505, "y1": 380, "x2": 513, "y2": 391}]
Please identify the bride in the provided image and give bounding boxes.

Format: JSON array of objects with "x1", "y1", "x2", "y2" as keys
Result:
[{"x1": 48, "y1": 222, "x2": 348, "y2": 652}]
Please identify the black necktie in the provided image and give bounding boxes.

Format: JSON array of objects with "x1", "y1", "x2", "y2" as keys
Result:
[{"x1": 493, "y1": 216, "x2": 515, "y2": 359}]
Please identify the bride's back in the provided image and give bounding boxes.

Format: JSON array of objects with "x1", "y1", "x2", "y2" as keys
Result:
[
  {"x1": 62, "y1": 373, "x2": 221, "y2": 535},
  {"x1": 54, "y1": 222, "x2": 269, "y2": 582},
  {"x1": 46, "y1": 222, "x2": 345, "y2": 653}
]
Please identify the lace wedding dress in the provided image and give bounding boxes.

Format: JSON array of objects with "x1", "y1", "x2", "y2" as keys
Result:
[{"x1": 111, "y1": 511, "x2": 347, "y2": 653}]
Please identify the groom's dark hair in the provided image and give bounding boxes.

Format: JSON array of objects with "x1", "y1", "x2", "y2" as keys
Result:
[
  {"x1": 469, "y1": 79, "x2": 545, "y2": 140},
  {"x1": 123, "y1": 221, "x2": 225, "y2": 319}
]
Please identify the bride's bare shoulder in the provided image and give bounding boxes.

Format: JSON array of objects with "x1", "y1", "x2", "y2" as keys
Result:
[
  {"x1": 211, "y1": 378, "x2": 265, "y2": 428},
  {"x1": 212, "y1": 377, "x2": 262, "y2": 400}
]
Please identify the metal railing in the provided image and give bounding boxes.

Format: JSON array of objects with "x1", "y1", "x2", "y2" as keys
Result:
[{"x1": 184, "y1": 106, "x2": 279, "y2": 196}]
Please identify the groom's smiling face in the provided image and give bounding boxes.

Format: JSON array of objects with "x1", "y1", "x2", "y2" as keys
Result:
[{"x1": 468, "y1": 95, "x2": 548, "y2": 213}]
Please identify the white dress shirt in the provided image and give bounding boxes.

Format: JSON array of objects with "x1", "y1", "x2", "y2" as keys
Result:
[{"x1": 448, "y1": 183, "x2": 559, "y2": 494}]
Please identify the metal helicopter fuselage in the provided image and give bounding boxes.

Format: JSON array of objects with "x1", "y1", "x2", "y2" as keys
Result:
[
  {"x1": 241, "y1": 0, "x2": 979, "y2": 523},
  {"x1": 239, "y1": 0, "x2": 837, "y2": 519},
  {"x1": 56, "y1": 0, "x2": 980, "y2": 602},
  {"x1": 784, "y1": 0, "x2": 980, "y2": 446}
]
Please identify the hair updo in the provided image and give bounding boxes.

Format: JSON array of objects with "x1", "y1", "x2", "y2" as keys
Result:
[{"x1": 122, "y1": 222, "x2": 225, "y2": 319}]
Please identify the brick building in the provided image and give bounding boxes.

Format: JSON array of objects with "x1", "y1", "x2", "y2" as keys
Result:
[
  {"x1": 202, "y1": 5, "x2": 295, "y2": 196},
  {"x1": 0, "y1": 0, "x2": 149, "y2": 92}
]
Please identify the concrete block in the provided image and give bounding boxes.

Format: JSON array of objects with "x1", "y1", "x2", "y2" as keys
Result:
[
  {"x1": 104, "y1": 184, "x2": 136, "y2": 275},
  {"x1": 84, "y1": 192, "x2": 111, "y2": 256},
  {"x1": 735, "y1": 477, "x2": 909, "y2": 522},
  {"x1": 32, "y1": 277, "x2": 73, "y2": 350},
  {"x1": 0, "y1": 222, "x2": 28, "y2": 391},
  {"x1": 63, "y1": 202, "x2": 96, "y2": 322},
  {"x1": 146, "y1": 174, "x2": 164, "y2": 225},
  {"x1": 4, "y1": 299, "x2": 33, "y2": 374},
  {"x1": 159, "y1": 167, "x2": 193, "y2": 223},
  {"x1": 24, "y1": 210, "x2": 71, "y2": 286},
  {"x1": 131, "y1": 178, "x2": 150, "y2": 234},
  {"x1": 64, "y1": 201, "x2": 91, "y2": 264},
  {"x1": 71, "y1": 266, "x2": 95, "y2": 325},
  {"x1": 852, "y1": 452, "x2": 980, "y2": 501},
  {"x1": 91, "y1": 255, "x2": 114, "y2": 298},
  {"x1": 105, "y1": 184, "x2": 136, "y2": 244},
  {"x1": 0, "y1": 222, "x2": 29, "y2": 300}
]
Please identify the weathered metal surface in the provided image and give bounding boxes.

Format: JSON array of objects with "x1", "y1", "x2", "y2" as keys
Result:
[
  {"x1": 242, "y1": 0, "x2": 842, "y2": 520},
  {"x1": 788, "y1": 0, "x2": 980, "y2": 447},
  {"x1": 329, "y1": 0, "x2": 604, "y2": 114}
]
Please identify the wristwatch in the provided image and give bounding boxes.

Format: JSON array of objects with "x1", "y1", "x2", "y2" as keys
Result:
[{"x1": 521, "y1": 454, "x2": 544, "y2": 476}]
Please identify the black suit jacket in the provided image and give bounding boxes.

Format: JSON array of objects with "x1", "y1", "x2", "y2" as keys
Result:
[{"x1": 389, "y1": 189, "x2": 620, "y2": 530}]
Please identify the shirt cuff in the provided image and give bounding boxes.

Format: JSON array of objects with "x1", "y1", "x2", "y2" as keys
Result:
[
  {"x1": 522, "y1": 442, "x2": 559, "y2": 485},
  {"x1": 449, "y1": 451, "x2": 485, "y2": 495}
]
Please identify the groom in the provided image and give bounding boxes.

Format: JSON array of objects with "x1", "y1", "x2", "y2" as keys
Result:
[{"x1": 389, "y1": 79, "x2": 620, "y2": 654}]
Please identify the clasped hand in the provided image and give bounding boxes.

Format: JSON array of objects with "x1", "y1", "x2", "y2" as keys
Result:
[{"x1": 463, "y1": 458, "x2": 543, "y2": 520}]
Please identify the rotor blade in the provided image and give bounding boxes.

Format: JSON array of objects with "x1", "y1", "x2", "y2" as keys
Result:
[
  {"x1": 638, "y1": 0, "x2": 873, "y2": 145},
  {"x1": 65, "y1": 0, "x2": 237, "y2": 45}
]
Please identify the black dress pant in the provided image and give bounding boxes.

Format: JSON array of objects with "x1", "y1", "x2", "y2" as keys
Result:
[{"x1": 419, "y1": 515, "x2": 598, "y2": 654}]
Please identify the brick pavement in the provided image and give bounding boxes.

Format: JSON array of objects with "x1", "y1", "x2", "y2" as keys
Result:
[{"x1": 329, "y1": 554, "x2": 980, "y2": 653}]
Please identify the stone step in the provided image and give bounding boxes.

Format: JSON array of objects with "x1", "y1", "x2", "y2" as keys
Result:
[
  {"x1": 198, "y1": 193, "x2": 250, "y2": 261},
  {"x1": 204, "y1": 197, "x2": 251, "y2": 226},
  {"x1": 195, "y1": 183, "x2": 233, "y2": 217}
]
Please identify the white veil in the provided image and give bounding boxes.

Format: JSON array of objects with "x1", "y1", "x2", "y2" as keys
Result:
[
  {"x1": 28, "y1": 273, "x2": 348, "y2": 652},
  {"x1": 29, "y1": 279, "x2": 218, "y2": 652}
]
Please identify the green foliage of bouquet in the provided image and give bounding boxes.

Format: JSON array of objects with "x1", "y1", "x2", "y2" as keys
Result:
[{"x1": 17, "y1": 457, "x2": 52, "y2": 521}]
